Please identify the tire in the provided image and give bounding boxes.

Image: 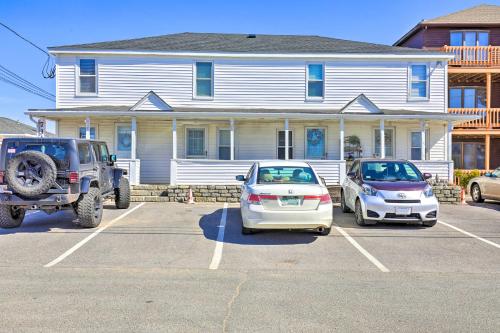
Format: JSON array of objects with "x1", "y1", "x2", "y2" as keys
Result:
[
  {"x1": 115, "y1": 177, "x2": 130, "y2": 209},
  {"x1": 340, "y1": 190, "x2": 351, "y2": 213},
  {"x1": 0, "y1": 205, "x2": 25, "y2": 228},
  {"x1": 471, "y1": 184, "x2": 484, "y2": 203},
  {"x1": 5, "y1": 151, "x2": 57, "y2": 198},
  {"x1": 354, "y1": 199, "x2": 367, "y2": 226},
  {"x1": 318, "y1": 227, "x2": 331, "y2": 236},
  {"x1": 242, "y1": 225, "x2": 256, "y2": 235},
  {"x1": 76, "y1": 187, "x2": 103, "y2": 228},
  {"x1": 422, "y1": 220, "x2": 437, "y2": 227}
]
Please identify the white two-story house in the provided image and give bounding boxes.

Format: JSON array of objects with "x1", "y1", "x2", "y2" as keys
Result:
[{"x1": 28, "y1": 32, "x2": 474, "y2": 185}]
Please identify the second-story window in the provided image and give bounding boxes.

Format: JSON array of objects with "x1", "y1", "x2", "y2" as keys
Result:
[
  {"x1": 409, "y1": 64, "x2": 429, "y2": 100},
  {"x1": 78, "y1": 59, "x2": 96, "y2": 94},
  {"x1": 195, "y1": 62, "x2": 213, "y2": 98},
  {"x1": 450, "y1": 31, "x2": 489, "y2": 46},
  {"x1": 307, "y1": 64, "x2": 324, "y2": 99}
]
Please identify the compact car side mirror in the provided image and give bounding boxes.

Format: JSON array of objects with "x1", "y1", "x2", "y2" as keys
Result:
[
  {"x1": 109, "y1": 154, "x2": 117, "y2": 162},
  {"x1": 484, "y1": 172, "x2": 492, "y2": 177},
  {"x1": 347, "y1": 171, "x2": 356, "y2": 179},
  {"x1": 235, "y1": 175, "x2": 246, "y2": 181},
  {"x1": 423, "y1": 173, "x2": 432, "y2": 180}
]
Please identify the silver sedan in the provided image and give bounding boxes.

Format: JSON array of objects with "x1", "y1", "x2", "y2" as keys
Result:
[{"x1": 468, "y1": 167, "x2": 500, "y2": 203}]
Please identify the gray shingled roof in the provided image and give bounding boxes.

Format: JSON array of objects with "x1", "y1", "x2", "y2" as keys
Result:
[
  {"x1": 49, "y1": 32, "x2": 445, "y2": 55},
  {"x1": 423, "y1": 4, "x2": 500, "y2": 25},
  {"x1": 0, "y1": 117, "x2": 37, "y2": 135}
]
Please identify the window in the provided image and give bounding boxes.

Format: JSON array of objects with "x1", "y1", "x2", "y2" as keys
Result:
[
  {"x1": 195, "y1": 62, "x2": 213, "y2": 98},
  {"x1": 277, "y1": 130, "x2": 293, "y2": 160},
  {"x1": 186, "y1": 128, "x2": 206, "y2": 158},
  {"x1": 452, "y1": 142, "x2": 485, "y2": 170},
  {"x1": 409, "y1": 64, "x2": 429, "y2": 99},
  {"x1": 361, "y1": 161, "x2": 422, "y2": 182},
  {"x1": 78, "y1": 143, "x2": 92, "y2": 164},
  {"x1": 449, "y1": 87, "x2": 486, "y2": 109},
  {"x1": 450, "y1": 31, "x2": 489, "y2": 46},
  {"x1": 374, "y1": 128, "x2": 394, "y2": 158},
  {"x1": 307, "y1": 64, "x2": 324, "y2": 99},
  {"x1": 79, "y1": 127, "x2": 96, "y2": 139},
  {"x1": 116, "y1": 124, "x2": 132, "y2": 159},
  {"x1": 306, "y1": 128, "x2": 326, "y2": 159},
  {"x1": 78, "y1": 59, "x2": 96, "y2": 94},
  {"x1": 91, "y1": 143, "x2": 101, "y2": 162},
  {"x1": 410, "y1": 130, "x2": 430, "y2": 160},
  {"x1": 257, "y1": 166, "x2": 318, "y2": 184},
  {"x1": 218, "y1": 129, "x2": 232, "y2": 160},
  {"x1": 99, "y1": 143, "x2": 109, "y2": 162}
]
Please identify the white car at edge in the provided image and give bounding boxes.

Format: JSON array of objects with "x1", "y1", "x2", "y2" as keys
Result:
[{"x1": 235, "y1": 161, "x2": 333, "y2": 235}]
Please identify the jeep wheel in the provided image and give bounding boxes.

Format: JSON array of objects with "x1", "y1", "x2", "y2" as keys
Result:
[
  {"x1": 77, "y1": 187, "x2": 103, "y2": 228},
  {"x1": 5, "y1": 150, "x2": 57, "y2": 198},
  {"x1": 0, "y1": 205, "x2": 26, "y2": 228},
  {"x1": 115, "y1": 177, "x2": 130, "y2": 209}
]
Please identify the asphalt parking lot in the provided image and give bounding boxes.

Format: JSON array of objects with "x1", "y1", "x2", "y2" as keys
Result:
[{"x1": 0, "y1": 199, "x2": 499, "y2": 332}]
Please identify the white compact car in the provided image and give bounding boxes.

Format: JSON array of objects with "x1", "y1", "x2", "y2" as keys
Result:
[
  {"x1": 341, "y1": 159, "x2": 439, "y2": 227},
  {"x1": 236, "y1": 161, "x2": 333, "y2": 235}
]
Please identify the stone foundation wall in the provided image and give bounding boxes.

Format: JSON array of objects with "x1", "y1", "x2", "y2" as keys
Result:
[
  {"x1": 131, "y1": 185, "x2": 241, "y2": 203},
  {"x1": 431, "y1": 183, "x2": 461, "y2": 204}
]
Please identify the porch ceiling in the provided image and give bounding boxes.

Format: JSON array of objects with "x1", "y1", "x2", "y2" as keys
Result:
[{"x1": 449, "y1": 72, "x2": 500, "y2": 84}]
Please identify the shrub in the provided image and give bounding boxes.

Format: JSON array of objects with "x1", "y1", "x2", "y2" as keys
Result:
[{"x1": 454, "y1": 169, "x2": 481, "y2": 189}]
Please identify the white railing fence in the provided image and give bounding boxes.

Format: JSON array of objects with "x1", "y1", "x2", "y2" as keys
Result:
[
  {"x1": 116, "y1": 159, "x2": 141, "y2": 185},
  {"x1": 411, "y1": 160, "x2": 454, "y2": 183}
]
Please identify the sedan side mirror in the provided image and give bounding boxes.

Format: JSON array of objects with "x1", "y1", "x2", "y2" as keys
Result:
[
  {"x1": 347, "y1": 171, "x2": 356, "y2": 179},
  {"x1": 423, "y1": 172, "x2": 432, "y2": 180},
  {"x1": 235, "y1": 175, "x2": 246, "y2": 181},
  {"x1": 109, "y1": 154, "x2": 117, "y2": 162}
]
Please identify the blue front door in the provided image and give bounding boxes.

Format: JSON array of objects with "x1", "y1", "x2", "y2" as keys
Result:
[{"x1": 306, "y1": 128, "x2": 326, "y2": 159}]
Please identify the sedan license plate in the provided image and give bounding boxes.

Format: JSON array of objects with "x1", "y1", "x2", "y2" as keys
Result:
[
  {"x1": 281, "y1": 196, "x2": 300, "y2": 206},
  {"x1": 395, "y1": 207, "x2": 411, "y2": 216}
]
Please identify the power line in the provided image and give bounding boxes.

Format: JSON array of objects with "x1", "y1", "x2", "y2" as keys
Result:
[
  {"x1": 0, "y1": 65, "x2": 55, "y2": 98},
  {"x1": 0, "y1": 65, "x2": 55, "y2": 102},
  {"x1": 0, "y1": 76, "x2": 55, "y2": 102},
  {"x1": 0, "y1": 21, "x2": 55, "y2": 78}
]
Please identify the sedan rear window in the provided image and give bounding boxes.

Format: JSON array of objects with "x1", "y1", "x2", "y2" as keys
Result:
[
  {"x1": 257, "y1": 166, "x2": 318, "y2": 184},
  {"x1": 361, "y1": 161, "x2": 422, "y2": 182}
]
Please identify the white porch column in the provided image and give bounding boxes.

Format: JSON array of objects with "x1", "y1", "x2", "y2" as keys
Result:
[
  {"x1": 284, "y1": 118, "x2": 290, "y2": 160},
  {"x1": 172, "y1": 118, "x2": 177, "y2": 159},
  {"x1": 420, "y1": 120, "x2": 426, "y2": 160},
  {"x1": 339, "y1": 117, "x2": 345, "y2": 160},
  {"x1": 131, "y1": 117, "x2": 137, "y2": 160},
  {"x1": 85, "y1": 117, "x2": 91, "y2": 139},
  {"x1": 230, "y1": 118, "x2": 235, "y2": 160},
  {"x1": 447, "y1": 121, "x2": 453, "y2": 161},
  {"x1": 379, "y1": 119, "x2": 385, "y2": 159}
]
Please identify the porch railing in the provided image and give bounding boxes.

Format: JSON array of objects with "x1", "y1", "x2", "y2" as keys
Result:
[
  {"x1": 115, "y1": 159, "x2": 141, "y2": 185},
  {"x1": 448, "y1": 108, "x2": 500, "y2": 129},
  {"x1": 442, "y1": 45, "x2": 500, "y2": 66},
  {"x1": 170, "y1": 159, "x2": 347, "y2": 186}
]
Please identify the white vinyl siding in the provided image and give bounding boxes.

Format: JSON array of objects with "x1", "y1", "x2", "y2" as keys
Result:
[{"x1": 56, "y1": 57, "x2": 446, "y2": 112}]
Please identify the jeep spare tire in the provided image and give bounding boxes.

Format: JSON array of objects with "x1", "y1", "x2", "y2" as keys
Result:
[{"x1": 5, "y1": 150, "x2": 57, "y2": 197}]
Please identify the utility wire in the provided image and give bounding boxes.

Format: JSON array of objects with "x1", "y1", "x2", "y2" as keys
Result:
[
  {"x1": 0, "y1": 65, "x2": 55, "y2": 101},
  {"x1": 0, "y1": 76, "x2": 55, "y2": 102},
  {"x1": 0, "y1": 21, "x2": 55, "y2": 78},
  {"x1": 0, "y1": 65, "x2": 55, "y2": 98}
]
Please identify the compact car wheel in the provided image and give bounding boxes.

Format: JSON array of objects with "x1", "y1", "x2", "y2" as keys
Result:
[
  {"x1": 471, "y1": 184, "x2": 484, "y2": 203},
  {"x1": 354, "y1": 199, "x2": 367, "y2": 226}
]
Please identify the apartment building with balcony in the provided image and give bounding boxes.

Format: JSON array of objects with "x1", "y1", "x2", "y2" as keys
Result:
[{"x1": 395, "y1": 4, "x2": 500, "y2": 171}]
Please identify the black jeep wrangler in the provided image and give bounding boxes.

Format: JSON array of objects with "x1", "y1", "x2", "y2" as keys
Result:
[{"x1": 0, "y1": 138, "x2": 130, "y2": 229}]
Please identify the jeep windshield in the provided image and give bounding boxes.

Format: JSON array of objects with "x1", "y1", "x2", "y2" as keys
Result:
[{"x1": 361, "y1": 161, "x2": 423, "y2": 182}]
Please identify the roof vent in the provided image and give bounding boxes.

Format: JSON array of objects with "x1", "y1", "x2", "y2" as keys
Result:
[{"x1": 247, "y1": 34, "x2": 256, "y2": 38}]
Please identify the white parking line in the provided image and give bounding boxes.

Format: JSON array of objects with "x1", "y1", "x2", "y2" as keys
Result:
[
  {"x1": 209, "y1": 203, "x2": 228, "y2": 270},
  {"x1": 44, "y1": 203, "x2": 145, "y2": 268},
  {"x1": 334, "y1": 226, "x2": 390, "y2": 273},
  {"x1": 438, "y1": 220, "x2": 500, "y2": 249}
]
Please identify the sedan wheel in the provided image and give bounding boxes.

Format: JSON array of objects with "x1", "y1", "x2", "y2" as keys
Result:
[
  {"x1": 471, "y1": 184, "x2": 484, "y2": 203},
  {"x1": 354, "y1": 199, "x2": 366, "y2": 226}
]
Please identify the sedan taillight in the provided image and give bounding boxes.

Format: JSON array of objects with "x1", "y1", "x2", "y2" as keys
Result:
[
  {"x1": 247, "y1": 194, "x2": 277, "y2": 204},
  {"x1": 304, "y1": 194, "x2": 332, "y2": 204}
]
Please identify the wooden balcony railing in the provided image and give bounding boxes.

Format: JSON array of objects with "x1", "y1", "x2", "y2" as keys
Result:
[
  {"x1": 448, "y1": 108, "x2": 500, "y2": 128},
  {"x1": 442, "y1": 46, "x2": 500, "y2": 66}
]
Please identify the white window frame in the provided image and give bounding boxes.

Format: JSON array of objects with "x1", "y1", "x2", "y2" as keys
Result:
[
  {"x1": 305, "y1": 127, "x2": 327, "y2": 160},
  {"x1": 78, "y1": 126, "x2": 98, "y2": 140},
  {"x1": 217, "y1": 127, "x2": 234, "y2": 160},
  {"x1": 449, "y1": 30, "x2": 490, "y2": 46},
  {"x1": 193, "y1": 61, "x2": 214, "y2": 100},
  {"x1": 185, "y1": 127, "x2": 208, "y2": 159},
  {"x1": 409, "y1": 129, "x2": 430, "y2": 160},
  {"x1": 276, "y1": 129, "x2": 294, "y2": 160},
  {"x1": 75, "y1": 58, "x2": 98, "y2": 96},
  {"x1": 115, "y1": 123, "x2": 132, "y2": 159},
  {"x1": 407, "y1": 63, "x2": 430, "y2": 101},
  {"x1": 373, "y1": 127, "x2": 395, "y2": 158},
  {"x1": 305, "y1": 63, "x2": 325, "y2": 101}
]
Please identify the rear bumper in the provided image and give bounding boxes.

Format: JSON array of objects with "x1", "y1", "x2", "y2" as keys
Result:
[
  {"x1": 241, "y1": 202, "x2": 333, "y2": 229},
  {"x1": 0, "y1": 193, "x2": 80, "y2": 208},
  {"x1": 359, "y1": 193, "x2": 439, "y2": 222}
]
